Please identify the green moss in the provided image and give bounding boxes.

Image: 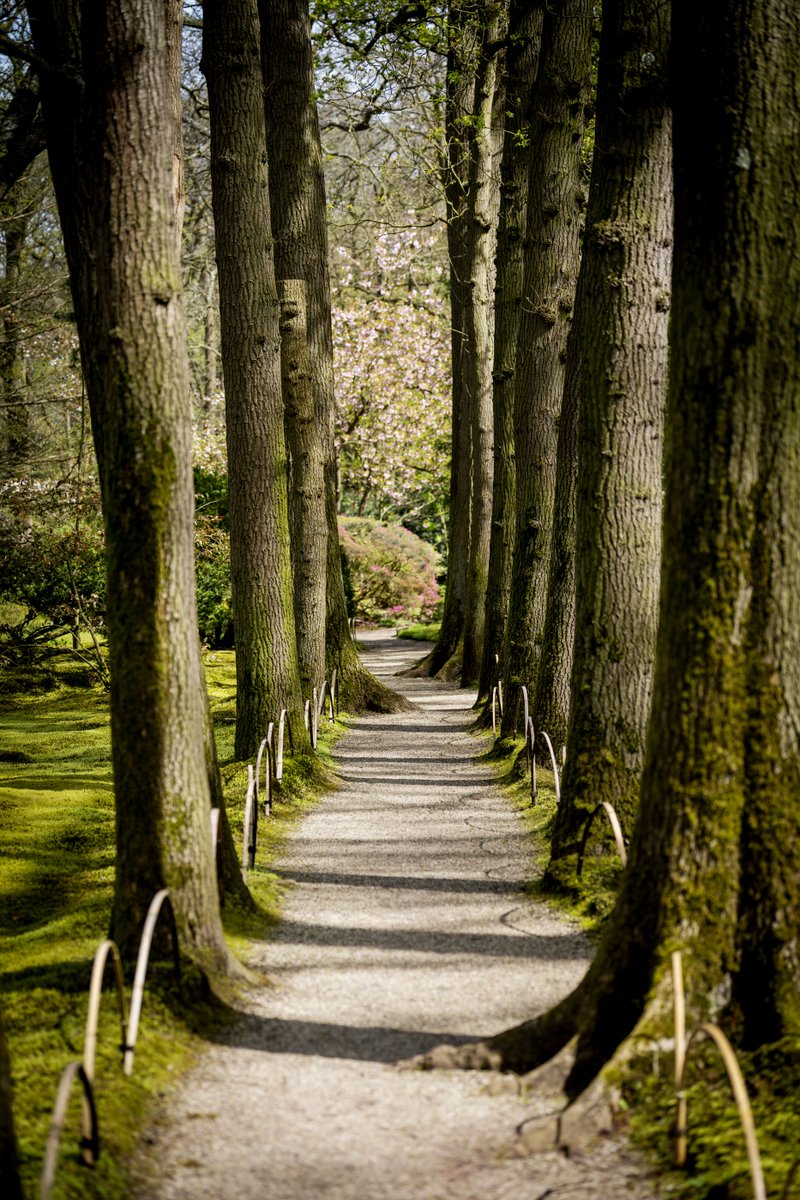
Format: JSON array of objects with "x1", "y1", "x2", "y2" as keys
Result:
[
  {"x1": 396, "y1": 623, "x2": 441, "y2": 643},
  {"x1": 623, "y1": 1040, "x2": 800, "y2": 1200},
  {"x1": 0, "y1": 649, "x2": 345, "y2": 1199}
]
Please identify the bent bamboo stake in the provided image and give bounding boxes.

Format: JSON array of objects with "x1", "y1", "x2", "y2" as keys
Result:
[
  {"x1": 331, "y1": 668, "x2": 339, "y2": 717},
  {"x1": 210, "y1": 807, "x2": 220, "y2": 851},
  {"x1": 576, "y1": 801, "x2": 628, "y2": 877},
  {"x1": 539, "y1": 730, "x2": 561, "y2": 802},
  {"x1": 82, "y1": 940, "x2": 126, "y2": 1163},
  {"x1": 491, "y1": 687, "x2": 499, "y2": 738},
  {"x1": 40, "y1": 1063, "x2": 98, "y2": 1199},
  {"x1": 241, "y1": 765, "x2": 255, "y2": 878},
  {"x1": 255, "y1": 737, "x2": 268, "y2": 810},
  {"x1": 277, "y1": 709, "x2": 290, "y2": 779},
  {"x1": 263, "y1": 725, "x2": 274, "y2": 815},
  {"x1": 526, "y1": 717, "x2": 536, "y2": 802},
  {"x1": 311, "y1": 687, "x2": 319, "y2": 750},
  {"x1": 124, "y1": 889, "x2": 178, "y2": 1076},
  {"x1": 497, "y1": 679, "x2": 504, "y2": 716}
]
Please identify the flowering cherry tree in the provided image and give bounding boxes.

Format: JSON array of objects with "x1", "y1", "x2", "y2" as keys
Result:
[{"x1": 332, "y1": 222, "x2": 450, "y2": 550}]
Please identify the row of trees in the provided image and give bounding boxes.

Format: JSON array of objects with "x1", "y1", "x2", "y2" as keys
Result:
[{"x1": 375, "y1": 0, "x2": 798, "y2": 1098}]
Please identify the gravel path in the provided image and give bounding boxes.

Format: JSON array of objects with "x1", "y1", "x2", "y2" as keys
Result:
[{"x1": 135, "y1": 633, "x2": 657, "y2": 1199}]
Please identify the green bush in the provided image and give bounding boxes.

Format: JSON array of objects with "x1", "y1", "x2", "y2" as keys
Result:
[
  {"x1": 338, "y1": 516, "x2": 440, "y2": 623},
  {"x1": 195, "y1": 513, "x2": 234, "y2": 647}
]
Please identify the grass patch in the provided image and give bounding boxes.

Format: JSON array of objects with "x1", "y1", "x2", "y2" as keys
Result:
[
  {"x1": 0, "y1": 649, "x2": 344, "y2": 1198},
  {"x1": 396, "y1": 622, "x2": 441, "y2": 643}
]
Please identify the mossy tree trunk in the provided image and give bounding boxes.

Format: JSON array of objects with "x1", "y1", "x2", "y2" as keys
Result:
[
  {"x1": 477, "y1": 0, "x2": 543, "y2": 702},
  {"x1": 203, "y1": 0, "x2": 309, "y2": 763},
  {"x1": 27, "y1": 0, "x2": 237, "y2": 976},
  {"x1": 459, "y1": 0, "x2": 506, "y2": 687},
  {"x1": 0, "y1": 192, "x2": 31, "y2": 476},
  {"x1": 530, "y1": 276, "x2": 581, "y2": 747},
  {"x1": 409, "y1": 0, "x2": 477, "y2": 682},
  {"x1": 439, "y1": 0, "x2": 800, "y2": 1091},
  {"x1": 500, "y1": 0, "x2": 592, "y2": 735},
  {"x1": 279, "y1": 278, "x2": 327, "y2": 697},
  {"x1": 548, "y1": 0, "x2": 671, "y2": 859},
  {"x1": 260, "y1": 0, "x2": 407, "y2": 713}
]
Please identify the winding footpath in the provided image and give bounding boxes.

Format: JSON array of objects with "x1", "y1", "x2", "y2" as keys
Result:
[{"x1": 134, "y1": 633, "x2": 657, "y2": 1200}]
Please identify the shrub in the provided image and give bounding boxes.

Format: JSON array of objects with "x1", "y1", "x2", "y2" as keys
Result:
[{"x1": 338, "y1": 516, "x2": 440, "y2": 624}]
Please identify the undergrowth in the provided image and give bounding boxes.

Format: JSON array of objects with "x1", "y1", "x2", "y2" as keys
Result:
[
  {"x1": 395, "y1": 622, "x2": 441, "y2": 643},
  {"x1": 0, "y1": 649, "x2": 344, "y2": 1199}
]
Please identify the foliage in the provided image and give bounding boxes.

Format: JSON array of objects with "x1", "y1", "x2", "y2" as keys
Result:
[
  {"x1": 194, "y1": 513, "x2": 233, "y2": 649},
  {"x1": 332, "y1": 225, "x2": 451, "y2": 552},
  {"x1": 396, "y1": 621, "x2": 441, "y2": 642},
  {"x1": 338, "y1": 515, "x2": 440, "y2": 623}
]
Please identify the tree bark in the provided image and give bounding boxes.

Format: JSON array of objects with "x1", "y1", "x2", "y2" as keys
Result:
[
  {"x1": 500, "y1": 0, "x2": 592, "y2": 735},
  {"x1": 259, "y1": 0, "x2": 408, "y2": 712},
  {"x1": 459, "y1": 0, "x2": 506, "y2": 686},
  {"x1": 548, "y1": 0, "x2": 671, "y2": 858},
  {"x1": 477, "y1": 0, "x2": 543, "y2": 702},
  {"x1": 432, "y1": 0, "x2": 800, "y2": 1092},
  {"x1": 203, "y1": 0, "x2": 309, "y2": 763},
  {"x1": 279, "y1": 278, "x2": 327, "y2": 696},
  {"x1": 1, "y1": 188, "x2": 32, "y2": 476},
  {"x1": 27, "y1": 0, "x2": 237, "y2": 976}
]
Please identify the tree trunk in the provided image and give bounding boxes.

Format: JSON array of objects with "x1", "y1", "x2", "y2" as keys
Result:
[
  {"x1": 530, "y1": 279, "x2": 580, "y2": 747},
  {"x1": 27, "y1": 0, "x2": 237, "y2": 976},
  {"x1": 460, "y1": 0, "x2": 506, "y2": 687},
  {"x1": 279, "y1": 279, "x2": 327, "y2": 696},
  {"x1": 548, "y1": 0, "x2": 671, "y2": 859},
  {"x1": 438, "y1": 0, "x2": 800, "y2": 1093},
  {"x1": 500, "y1": 0, "x2": 592, "y2": 735},
  {"x1": 203, "y1": 0, "x2": 309, "y2": 763},
  {"x1": 1, "y1": 196, "x2": 30, "y2": 476},
  {"x1": 477, "y1": 0, "x2": 543, "y2": 702},
  {"x1": 407, "y1": 0, "x2": 477, "y2": 682},
  {"x1": 259, "y1": 0, "x2": 408, "y2": 712}
]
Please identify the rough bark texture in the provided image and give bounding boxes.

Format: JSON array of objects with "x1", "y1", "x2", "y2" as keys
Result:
[
  {"x1": 459, "y1": 0, "x2": 506, "y2": 686},
  {"x1": 260, "y1": 0, "x2": 407, "y2": 713},
  {"x1": 500, "y1": 0, "x2": 592, "y2": 735},
  {"x1": 531, "y1": 277, "x2": 580, "y2": 747},
  {"x1": 0, "y1": 65, "x2": 44, "y2": 205},
  {"x1": 432, "y1": 0, "x2": 800, "y2": 1092},
  {"x1": 279, "y1": 278, "x2": 327, "y2": 697},
  {"x1": 0, "y1": 195, "x2": 30, "y2": 475},
  {"x1": 204, "y1": 0, "x2": 308, "y2": 763},
  {"x1": 548, "y1": 0, "x2": 671, "y2": 857},
  {"x1": 409, "y1": 0, "x2": 478, "y2": 682},
  {"x1": 477, "y1": 0, "x2": 543, "y2": 702},
  {"x1": 0, "y1": 1002, "x2": 22, "y2": 1200},
  {"x1": 28, "y1": 0, "x2": 236, "y2": 975}
]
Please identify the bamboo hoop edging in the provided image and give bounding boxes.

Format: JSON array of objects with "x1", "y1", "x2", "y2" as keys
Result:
[
  {"x1": 81, "y1": 939, "x2": 126, "y2": 1163},
  {"x1": 264, "y1": 722, "x2": 275, "y2": 814},
  {"x1": 210, "y1": 806, "x2": 220, "y2": 851},
  {"x1": 40, "y1": 1063, "x2": 99, "y2": 1199},
  {"x1": 242, "y1": 764, "x2": 255, "y2": 877},
  {"x1": 124, "y1": 888, "x2": 180, "y2": 1076},
  {"x1": 497, "y1": 679, "x2": 504, "y2": 717},
  {"x1": 331, "y1": 668, "x2": 338, "y2": 717},
  {"x1": 491, "y1": 687, "x2": 499, "y2": 739},
  {"x1": 671, "y1": 952, "x2": 767, "y2": 1200},
  {"x1": 255, "y1": 737, "x2": 267, "y2": 810},
  {"x1": 538, "y1": 730, "x2": 561, "y2": 802},
  {"x1": 526, "y1": 716, "x2": 536, "y2": 803},
  {"x1": 576, "y1": 801, "x2": 628, "y2": 877},
  {"x1": 311, "y1": 687, "x2": 319, "y2": 749}
]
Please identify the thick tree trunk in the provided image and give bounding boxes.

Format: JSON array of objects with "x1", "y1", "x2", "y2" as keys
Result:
[
  {"x1": 500, "y1": 0, "x2": 592, "y2": 735},
  {"x1": 548, "y1": 0, "x2": 671, "y2": 858},
  {"x1": 28, "y1": 0, "x2": 237, "y2": 976},
  {"x1": 203, "y1": 0, "x2": 309, "y2": 763},
  {"x1": 477, "y1": 0, "x2": 543, "y2": 702},
  {"x1": 260, "y1": 0, "x2": 407, "y2": 712},
  {"x1": 433, "y1": 0, "x2": 800, "y2": 1092},
  {"x1": 279, "y1": 279, "x2": 327, "y2": 696},
  {"x1": 530, "y1": 281, "x2": 580, "y2": 747},
  {"x1": 409, "y1": 0, "x2": 477, "y2": 682},
  {"x1": 459, "y1": 0, "x2": 506, "y2": 686}
]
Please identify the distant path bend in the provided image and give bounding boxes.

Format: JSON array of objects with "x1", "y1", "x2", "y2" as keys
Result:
[{"x1": 135, "y1": 632, "x2": 656, "y2": 1200}]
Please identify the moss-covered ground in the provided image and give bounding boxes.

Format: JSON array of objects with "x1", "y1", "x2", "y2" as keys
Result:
[
  {"x1": 480, "y1": 726, "x2": 800, "y2": 1200},
  {"x1": 395, "y1": 622, "x2": 441, "y2": 643},
  {"x1": 0, "y1": 649, "x2": 343, "y2": 1199}
]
